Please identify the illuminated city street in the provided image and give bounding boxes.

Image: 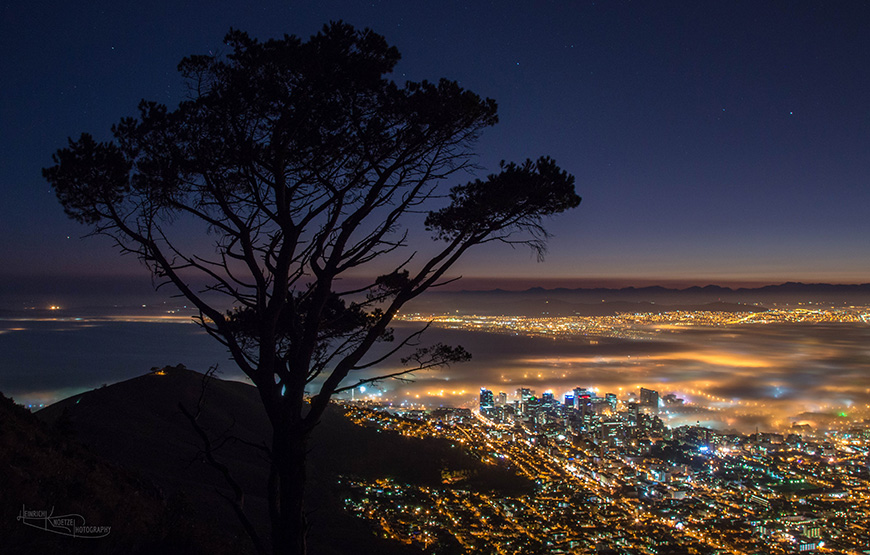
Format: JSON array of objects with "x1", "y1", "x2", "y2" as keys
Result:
[{"x1": 341, "y1": 395, "x2": 870, "y2": 554}]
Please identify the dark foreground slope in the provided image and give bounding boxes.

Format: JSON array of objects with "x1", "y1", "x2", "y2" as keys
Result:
[
  {"x1": 16, "y1": 366, "x2": 528, "y2": 554},
  {"x1": 0, "y1": 391, "x2": 251, "y2": 555}
]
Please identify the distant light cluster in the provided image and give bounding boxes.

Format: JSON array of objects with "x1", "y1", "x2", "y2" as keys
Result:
[{"x1": 398, "y1": 306, "x2": 870, "y2": 341}]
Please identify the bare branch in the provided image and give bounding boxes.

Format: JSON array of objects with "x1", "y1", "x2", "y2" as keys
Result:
[{"x1": 177, "y1": 366, "x2": 269, "y2": 555}]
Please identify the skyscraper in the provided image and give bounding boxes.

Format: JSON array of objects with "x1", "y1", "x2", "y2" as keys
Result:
[
  {"x1": 640, "y1": 388, "x2": 659, "y2": 409},
  {"x1": 573, "y1": 387, "x2": 592, "y2": 412},
  {"x1": 517, "y1": 387, "x2": 533, "y2": 402},
  {"x1": 480, "y1": 388, "x2": 495, "y2": 409}
]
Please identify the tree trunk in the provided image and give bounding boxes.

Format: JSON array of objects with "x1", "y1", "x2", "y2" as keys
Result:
[{"x1": 269, "y1": 425, "x2": 309, "y2": 555}]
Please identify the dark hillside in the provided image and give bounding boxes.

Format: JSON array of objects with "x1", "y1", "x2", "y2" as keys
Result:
[
  {"x1": 313, "y1": 408, "x2": 533, "y2": 496},
  {"x1": 0, "y1": 392, "x2": 251, "y2": 555},
  {"x1": 33, "y1": 365, "x2": 530, "y2": 554},
  {"x1": 37, "y1": 365, "x2": 274, "y2": 531}
]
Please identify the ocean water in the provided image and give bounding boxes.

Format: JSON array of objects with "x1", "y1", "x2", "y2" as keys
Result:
[
  {"x1": 0, "y1": 316, "x2": 238, "y2": 408},
  {"x1": 3, "y1": 310, "x2": 869, "y2": 433}
]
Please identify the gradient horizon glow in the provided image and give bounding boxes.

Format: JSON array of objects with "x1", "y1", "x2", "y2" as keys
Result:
[{"x1": 2, "y1": 1, "x2": 870, "y2": 292}]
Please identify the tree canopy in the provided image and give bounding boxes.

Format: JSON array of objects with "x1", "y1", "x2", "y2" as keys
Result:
[{"x1": 44, "y1": 22, "x2": 580, "y2": 555}]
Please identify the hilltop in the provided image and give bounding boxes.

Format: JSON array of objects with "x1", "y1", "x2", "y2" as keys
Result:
[{"x1": 9, "y1": 365, "x2": 529, "y2": 554}]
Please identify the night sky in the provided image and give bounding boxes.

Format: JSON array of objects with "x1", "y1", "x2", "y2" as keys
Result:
[{"x1": 3, "y1": 1, "x2": 870, "y2": 300}]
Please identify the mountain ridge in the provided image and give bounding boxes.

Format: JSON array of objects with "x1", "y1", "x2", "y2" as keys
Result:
[
  {"x1": 455, "y1": 281, "x2": 870, "y2": 296},
  {"x1": 402, "y1": 282, "x2": 870, "y2": 316}
]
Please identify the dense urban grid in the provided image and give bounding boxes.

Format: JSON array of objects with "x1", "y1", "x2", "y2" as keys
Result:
[
  {"x1": 341, "y1": 388, "x2": 870, "y2": 554},
  {"x1": 338, "y1": 307, "x2": 870, "y2": 554}
]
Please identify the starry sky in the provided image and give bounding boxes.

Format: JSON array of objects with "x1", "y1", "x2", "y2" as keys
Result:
[{"x1": 3, "y1": 0, "x2": 870, "y2": 302}]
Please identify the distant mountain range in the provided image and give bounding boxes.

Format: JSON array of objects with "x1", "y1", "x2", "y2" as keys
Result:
[{"x1": 405, "y1": 282, "x2": 870, "y2": 316}]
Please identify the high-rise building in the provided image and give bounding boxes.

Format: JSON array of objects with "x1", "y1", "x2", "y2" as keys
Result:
[
  {"x1": 573, "y1": 387, "x2": 593, "y2": 412},
  {"x1": 498, "y1": 391, "x2": 508, "y2": 406},
  {"x1": 640, "y1": 387, "x2": 659, "y2": 409},
  {"x1": 599, "y1": 420, "x2": 621, "y2": 448},
  {"x1": 626, "y1": 402, "x2": 639, "y2": 427},
  {"x1": 517, "y1": 387, "x2": 534, "y2": 402},
  {"x1": 573, "y1": 387, "x2": 591, "y2": 400},
  {"x1": 480, "y1": 388, "x2": 495, "y2": 409}
]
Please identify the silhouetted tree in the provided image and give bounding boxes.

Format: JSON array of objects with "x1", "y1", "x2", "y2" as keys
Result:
[{"x1": 44, "y1": 23, "x2": 580, "y2": 555}]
